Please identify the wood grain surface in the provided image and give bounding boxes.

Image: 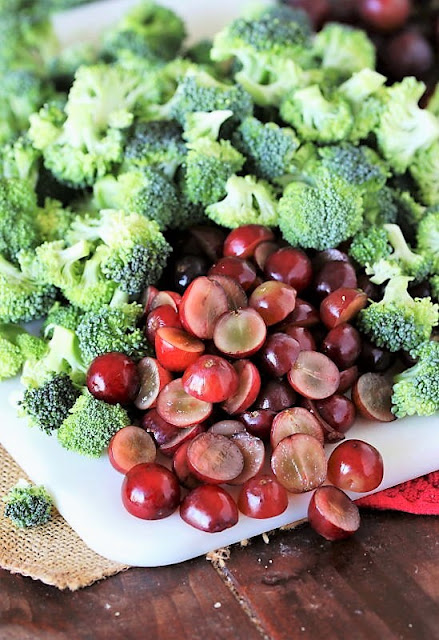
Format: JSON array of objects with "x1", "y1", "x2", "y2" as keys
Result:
[{"x1": 1, "y1": 510, "x2": 439, "y2": 640}]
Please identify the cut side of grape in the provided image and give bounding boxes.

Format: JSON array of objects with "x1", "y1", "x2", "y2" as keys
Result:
[
  {"x1": 180, "y1": 276, "x2": 229, "y2": 339},
  {"x1": 271, "y1": 433, "x2": 327, "y2": 494},
  {"x1": 134, "y1": 357, "x2": 173, "y2": 410},
  {"x1": 159, "y1": 422, "x2": 205, "y2": 458},
  {"x1": 227, "y1": 432, "x2": 266, "y2": 485},
  {"x1": 213, "y1": 308, "x2": 267, "y2": 358},
  {"x1": 270, "y1": 407, "x2": 324, "y2": 449},
  {"x1": 249, "y1": 281, "x2": 297, "y2": 326},
  {"x1": 222, "y1": 359, "x2": 261, "y2": 415},
  {"x1": 155, "y1": 327, "x2": 205, "y2": 372},
  {"x1": 186, "y1": 432, "x2": 244, "y2": 484},
  {"x1": 320, "y1": 288, "x2": 368, "y2": 329},
  {"x1": 156, "y1": 379, "x2": 213, "y2": 428},
  {"x1": 288, "y1": 351, "x2": 340, "y2": 399},
  {"x1": 352, "y1": 372, "x2": 396, "y2": 422},
  {"x1": 208, "y1": 420, "x2": 246, "y2": 437},
  {"x1": 308, "y1": 486, "x2": 360, "y2": 541},
  {"x1": 109, "y1": 426, "x2": 156, "y2": 474},
  {"x1": 208, "y1": 274, "x2": 248, "y2": 310}
]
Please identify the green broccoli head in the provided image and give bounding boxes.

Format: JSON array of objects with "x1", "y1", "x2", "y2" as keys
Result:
[
  {"x1": 375, "y1": 78, "x2": 439, "y2": 175},
  {"x1": 19, "y1": 372, "x2": 81, "y2": 433},
  {"x1": 278, "y1": 168, "x2": 363, "y2": 250},
  {"x1": 280, "y1": 85, "x2": 353, "y2": 144},
  {"x1": 349, "y1": 226, "x2": 392, "y2": 268},
  {"x1": 76, "y1": 302, "x2": 149, "y2": 365},
  {"x1": 183, "y1": 138, "x2": 245, "y2": 207},
  {"x1": 23, "y1": 239, "x2": 91, "y2": 290},
  {"x1": 317, "y1": 144, "x2": 388, "y2": 193},
  {"x1": 35, "y1": 198, "x2": 77, "y2": 243},
  {"x1": 4, "y1": 480, "x2": 53, "y2": 528},
  {"x1": 363, "y1": 185, "x2": 399, "y2": 227},
  {"x1": 391, "y1": 340, "x2": 439, "y2": 418},
  {"x1": 338, "y1": 69, "x2": 386, "y2": 143},
  {"x1": 233, "y1": 116, "x2": 300, "y2": 181},
  {"x1": 0, "y1": 70, "x2": 50, "y2": 144},
  {"x1": 62, "y1": 250, "x2": 118, "y2": 312},
  {"x1": 409, "y1": 141, "x2": 439, "y2": 207},
  {"x1": 313, "y1": 23, "x2": 376, "y2": 76},
  {"x1": 0, "y1": 255, "x2": 57, "y2": 324},
  {"x1": 93, "y1": 168, "x2": 179, "y2": 231},
  {"x1": 102, "y1": 1, "x2": 185, "y2": 64},
  {"x1": 43, "y1": 302, "x2": 84, "y2": 338},
  {"x1": 123, "y1": 119, "x2": 186, "y2": 178},
  {"x1": 206, "y1": 174, "x2": 278, "y2": 229},
  {"x1": 0, "y1": 135, "x2": 40, "y2": 184},
  {"x1": 358, "y1": 275, "x2": 439, "y2": 356},
  {"x1": 417, "y1": 209, "x2": 439, "y2": 273},
  {"x1": 0, "y1": 323, "x2": 47, "y2": 381},
  {"x1": 0, "y1": 178, "x2": 40, "y2": 263}
]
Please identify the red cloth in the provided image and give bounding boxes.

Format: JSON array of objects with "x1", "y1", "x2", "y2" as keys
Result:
[{"x1": 356, "y1": 471, "x2": 439, "y2": 515}]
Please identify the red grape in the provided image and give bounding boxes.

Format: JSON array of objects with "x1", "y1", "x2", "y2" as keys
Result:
[
  {"x1": 352, "y1": 372, "x2": 396, "y2": 422},
  {"x1": 359, "y1": 0, "x2": 411, "y2": 31},
  {"x1": 122, "y1": 463, "x2": 180, "y2": 520},
  {"x1": 155, "y1": 327, "x2": 205, "y2": 372},
  {"x1": 208, "y1": 257, "x2": 257, "y2": 291},
  {"x1": 179, "y1": 276, "x2": 229, "y2": 339},
  {"x1": 313, "y1": 261, "x2": 357, "y2": 300},
  {"x1": 327, "y1": 439, "x2": 384, "y2": 493},
  {"x1": 270, "y1": 407, "x2": 324, "y2": 449},
  {"x1": 134, "y1": 357, "x2": 173, "y2": 411},
  {"x1": 208, "y1": 274, "x2": 247, "y2": 311},
  {"x1": 172, "y1": 440, "x2": 202, "y2": 490},
  {"x1": 308, "y1": 486, "x2": 360, "y2": 541},
  {"x1": 282, "y1": 325, "x2": 316, "y2": 352},
  {"x1": 320, "y1": 288, "x2": 368, "y2": 329},
  {"x1": 213, "y1": 308, "x2": 267, "y2": 358},
  {"x1": 180, "y1": 485, "x2": 239, "y2": 533},
  {"x1": 314, "y1": 394, "x2": 356, "y2": 433},
  {"x1": 255, "y1": 379, "x2": 296, "y2": 412},
  {"x1": 145, "y1": 305, "x2": 182, "y2": 344},
  {"x1": 223, "y1": 224, "x2": 274, "y2": 259},
  {"x1": 156, "y1": 378, "x2": 213, "y2": 428},
  {"x1": 109, "y1": 426, "x2": 156, "y2": 474},
  {"x1": 258, "y1": 332, "x2": 300, "y2": 377},
  {"x1": 321, "y1": 323, "x2": 361, "y2": 369},
  {"x1": 271, "y1": 433, "x2": 327, "y2": 494},
  {"x1": 87, "y1": 352, "x2": 139, "y2": 405},
  {"x1": 174, "y1": 255, "x2": 208, "y2": 294},
  {"x1": 182, "y1": 355, "x2": 239, "y2": 403},
  {"x1": 222, "y1": 359, "x2": 261, "y2": 415},
  {"x1": 238, "y1": 475, "x2": 289, "y2": 519},
  {"x1": 239, "y1": 409, "x2": 276, "y2": 440},
  {"x1": 264, "y1": 247, "x2": 313, "y2": 293},
  {"x1": 208, "y1": 420, "x2": 246, "y2": 437},
  {"x1": 288, "y1": 351, "x2": 340, "y2": 399},
  {"x1": 186, "y1": 432, "x2": 244, "y2": 484},
  {"x1": 249, "y1": 281, "x2": 297, "y2": 326},
  {"x1": 228, "y1": 432, "x2": 266, "y2": 485}
]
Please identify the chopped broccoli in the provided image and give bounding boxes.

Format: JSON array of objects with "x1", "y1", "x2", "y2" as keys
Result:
[
  {"x1": 0, "y1": 255, "x2": 57, "y2": 324},
  {"x1": 35, "y1": 198, "x2": 77, "y2": 243},
  {"x1": 233, "y1": 116, "x2": 300, "y2": 181},
  {"x1": 62, "y1": 250, "x2": 118, "y2": 311},
  {"x1": 417, "y1": 209, "x2": 439, "y2": 274},
  {"x1": 43, "y1": 302, "x2": 84, "y2": 338},
  {"x1": 123, "y1": 119, "x2": 186, "y2": 178},
  {"x1": 4, "y1": 480, "x2": 53, "y2": 528},
  {"x1": 431, "y1": 275, "x2": 439, "y2": 300},
  {"x1": 363, "y1": 185, "x2": 398, "y2": 227},
  {"x1": 349, "y1": 226, "x2": 392, "y2": 268},
  {"x1": 57, "y1": 391, "x2": 130, "y2": 458},
  {"x1": 313, "y1": 23, "x2": 376, "y2": 76},
  {"x1": 76, "y1": 302, "x2": 149, "y2": 365},
  {"x1": 318, "y1": 144, "x2": 388, "y2": 193},
  {"x1": 393, "y1": 189, "x2": 426, "y2": 240},
  {"x1": 358, "y1": 275, "x2": 439, "y2": 356},
  {"x1": 338, "y1": 68, "x2": 386, "y2": 143},
  {"x1": 375, "y1": 78, "x2": 439, "y2": 174},
  {"x1": 206, "y1": 174, "x2": 278, "y2": 228},
  {"x1": 93, "y1": 168, "x2": 179, "y2": 230},
  {"x1": 391, "y1": 340, "x2": 439, "y2": 418},
  {"x1": 19, "y1": 373, "x2": 81, "y2": 433},
  {"x1": 183, "y1": 138, "x2": 245, "y2": 207},
  {"x1": 182, "y1": 110, "x2": 234, "y2": 142},
  {"x1": 409, "y1": 141, "x2": 439, "y2": 207},
  {"x1": 22, "y1": 239, "x2": 91, "y2": 290},
  {"x1": 102, "y1": 1, "x2": 185, "y2": 64},
  {"x1": 0, "y1": 136, "x2": 40, "y2": 184},
  {"x1": 0, "y1": 324, "x2": 46, "y2": 381},
  {"x1": 0, "y1": 178, "x2": 40, "y2": 263},
  {"x1": 278, "y1": 168, "x2": 363, "y2": 250},
  {"x1": 280, "y1": 85, "x2": 353, "y2": 144},
  {"x1": 68, "y1": 209, "x2": 171, "y2": 295}
]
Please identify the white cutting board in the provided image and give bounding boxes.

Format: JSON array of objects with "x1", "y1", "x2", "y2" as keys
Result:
[{"x1": 1, "y1": 0, "x2": 439, "y2": 566}]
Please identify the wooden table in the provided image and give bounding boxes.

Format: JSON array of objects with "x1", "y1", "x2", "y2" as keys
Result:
[{"x1": 1, "y1": 509, "x2": 439, "y2": 640}]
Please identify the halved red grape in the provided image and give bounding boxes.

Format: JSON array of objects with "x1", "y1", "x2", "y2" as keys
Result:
[
  {"x1": 222, "y1": 359, "x2": 261, "y2": 415},
  {"x1": 87, "y1": 352, "x2": 140, "y2": 405},
  {"x1": 223, "y1": 224, "x2": 274, "y2": 259},
  {"x1": 182, "y1": 355, "x2": 239, "y2": 403},
  {"x1": 190, "y1": 225, "x2": 225, "y2": 262},
  {"x1": 208, "y1": 257, "x2": 257, "y2": 291},
  {"x1": 228, "y1": 432, "x2": 265, "y2": 485},
  {"x1": 249, "y1": 281, "x2": 297, "y2": 326},
  {"x1": 352, "y1": 372, "x2": 396, "y2": 422},
  {"x1": 150, "y1": 290, "x2": 181, "y2": 313},
  {"x1": 186, "y1": 432, "x2": 244, "y2": 484},
  {"x1": 122, "y1": 463, "x2": 180, "y2": 520},
  {"x1": 327, "y1": 439, "x2": 384, "y2": 493},
  {"x1": 281, "y1": 298, "x2": 320, "y2": 328},
  {"x1": 321, "y1": 323, "x2": 361, "y2": 369},
  {"x1": 254, "y1": 241, "x2": 279, "y2": 271},
  {"x1": 301, "y1": 398, "x2": 345, "y2": 444},
  {"x1": 172, "y1": 440, "x2": 202, "y2": 490},
  {"x1": 134, "y1": 357, "x2": 173, "y2": 410},
  {"x1": 258, "y1": 333, "x2": 300, "y2": 377},
  {"x1": 255, "y1": 379, "x2": 296, "y2": 412},
  {"x1": 288, "y1": 351, "x2": 340, "y2": 400},
  {"x1": 155, "y1": 327, "x2": 205, "y2": 372},
  {"x1": 239, "y1": 409, "x2": 276, "y2": 440},
  {"x1": 156, "y1": 379, "x2": 213, "y2": 428},
  {"x1": 320, "y1": 288, "x2": 368, "y2": 329},
  {"x1": 282, "y1": 326, "x2": 316, "y2": 352},
  {"x1": 271, "y1": 433, "x2": 327, "y2": 494},
  {"x1": 179, "y1": 276, "x2": 229, "y2": 339},
  {"x1": 180, "y1": 485, "x2": 238, "y2": 533},
  {"x1": 145, "y1": 305, "x2": 182, "y2": 344},
  {"x1": 264, "y1": 247, "x2": 312, "y2": 293},
  {"x1": 141, "y1": 284, "x2": 159, "y2": 315},
  {"x1": 213, "y1": 308, "x2": 267, "y2": 358},
  {"x1": 312, "y1": 249, "x2": 351, "y2": 273},
  {"x1": 159, "y1": 422, "x2": 205, "y2": 458},
  {"x1": 141, "y1": 409, "x2": 181, "y2": 446},
  {"x1": 359, "y1": 341, "x2": 393, "y2": 373},
  {"x1": 238, "y1": 475, "x2": 289, "y2": 519},
  {"x1": 208, "y1": 274, "x2": 247, "y2": 310},
  {"x1": 314, "y1": 394, "x2": 356, "y2": 434},
  {"x1": 109, "y1": 426, "x2": 156, "y2": 474},
  {"x1": 308, "y1": 486, "x2": 360, "y2": 541},
  {"x1": 270, "y1": 407, "x2": 324, "y2": 449},
  {"x1": 337, "y1": 365, "x2": 359, "y2": 393},
  {"x1": 208, "y1": 420, "x2": 246, "y2": 437}
]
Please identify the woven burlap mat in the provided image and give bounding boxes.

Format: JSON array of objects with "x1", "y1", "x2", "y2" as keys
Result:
[{"x1": 0, "y1": 444, "x2": 129, "y2": 590}]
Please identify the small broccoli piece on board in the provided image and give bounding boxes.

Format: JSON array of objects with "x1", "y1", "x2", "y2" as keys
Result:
[{"x1": 4, "y1": 480, "x2": 53, "y2": 528}]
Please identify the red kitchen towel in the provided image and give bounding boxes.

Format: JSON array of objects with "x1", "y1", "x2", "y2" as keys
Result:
[{"x1": 356, "y1": 471, "x2": 439, "y2": 515}]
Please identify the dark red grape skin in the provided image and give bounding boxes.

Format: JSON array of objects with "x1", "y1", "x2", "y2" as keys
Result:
[
  {"x1": 313, "y1": 261, "x2": 357, "y2": 300},
  {"x1": 327, "y1": 439, "x2": 384, "y2": 493},
  {"x1": 359, "y1": 340, "x2": 393, "y2": 373},
  {"x1": 321, "y1": 323, "x2": 362, "y2": 369},
  {"x1": 308, "y1": 485, "x2": 360, "y2": 541},
  {"x1": 314, "y1": 394, "x2": 356, "y2": 433},
  {"x1": 264, "y1": 247, "x2": 313, "y2": 293},
  {"x1": 359, "y1": 0, "x2": 411, "y2": 31},
  {"x1": 87, "y1": 352, "x2": 140, "y2": 405},
  {"x1": 258, "y1": 333, "x2": 300, "y2": 377},
  {"x1": 239, "y1": 409, "x2": 276, "y2": 440},
  {"x1": 255, "y1": 379, "x2": 296, "y2": 413},
  {"x1": 122, "y1": 463, "x2": 181, "y2": 520},
  {"x1": 238, "y1": 475, "x2": 289, "y2": 519},
  {"x1": 174, "y1": 255, "x2": 208, "y2": 294},
  {"x1": 180, "y1": 485, "x2": 239, "y2": 533},
  {"x1": 383, "y1": 30, "x2": 433, "y2": 79}
]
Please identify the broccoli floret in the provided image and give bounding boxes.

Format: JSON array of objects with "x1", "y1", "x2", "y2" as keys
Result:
[
  {"x1": 206, "y1": 175, "x2": 278, "y2": 228},
  {"x1": 35, "y1": 198, "x2": 77, "y2": 243},
  {"x1": 170, "y1": 69, "x2": 253, "y2": 127},
  {"x1": 358, "y1": 275, "x2": 439, "y2": 356},
  {"x1": 183, "y1": 138, "x2": 245, "y2": 207},
  {"x1": 57, "y1": 391, "x2": 130, "y2": 458},
  {"x1": 280, "y1": 85, "x2": 353, "y2": 144},
  {"x1": 43, "y1": 302, "x2": 84, "y2": 338},
  {"x1": 313, "y1": 23, "x2": 376, "y2": 76},
  {"x1": 391, "y1": 340, "x2": 439, "y2": 418},
  {"x1": 0, "y1": 136, "x2": 40, "y2": 185},
  {"x1": 233, "y1": 116, "x2": 300, "y2": 181},
  {"x1": 124, "y1": 119, "x2": 186, "y2": 178},
  {"x1": 409, "y1": 141, "x2": 439, "y2": 207},
  {"x1": 4, "y1": 480, "x2": 53, "y2": 528},
  {"x1": 48, "y1": 41, "x2": 98, "y2": 88},
  {"x1": 93, "y1": 168, "x2": 179, "y2": 230},
  {"x1": 431, "y1": 275, "x2": 439, "y2": 300},
  {"x1": 29, "y1": 64, "x2": 159, "y2": 187},
  {"x1": 381, "y1": 224, "x2": 432, "y2": 283},
  {"x1": 22, "y1": 239, "x2": 91, "y2": 290},
  {"x1": 68, "y1": 209, "x2": 171, "y2": 295},
  {"x1": 0, "y1": 324, "x2": 45, "y2": 381},
  {"x1": 0, "y1": 9, "x2": 58, "y2": 74},
  {"x1": 62, "y1": 250, "x2": 118, "y2": 311},
  {"x1": 19, "y1": 373, "x2": 81, "y2": 433},
  {"x1": 349, "y1": 226, "x2": 392, "y2": 268},
  {"x1": 171, "y1": 190, "x2": 207, "y2": 230},
  {"x1": 363, "y1": 185, "x2": 398, "y2": 227},
  {"x1": 318, "y1": 144, "x2": 388, "y2": 193},
  {"x1": 102, "y1": 1, "x2": 185, "y2": 64},
  {"x1": 375, "y1": 78, "x2": 439, "y2": 175},
  {"x1": 338, "y1": 69, "x2": 386, "y2": 143},
  {"x1": 0, "y1": 71, "x2": 46, "y2": 143},
  {"x1": 76, "y1": 302, "x2": 149, "y2": 365},
  {"x1": 182, "y1": 110, "x2": 234, "y2": 142},
  {"x1": 0, "y1": 255, "x2": 57, "y2": 324},
  {"x1": 417, "y1": 209, "x2": 439, "y2": 274},
  {"x1": 0, "y1": 178, "x2": 40, "y2": 263},
  {"x1": 278, "y1": 168, "x2": 363, "y2": 250},
  {"x1": 211, "y1": 5, "x2": 311, "y2": 106}
]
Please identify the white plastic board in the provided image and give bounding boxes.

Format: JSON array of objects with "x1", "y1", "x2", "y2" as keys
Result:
[{"x1": 1, "y1": 0, "x2": 438, "y2": 567}]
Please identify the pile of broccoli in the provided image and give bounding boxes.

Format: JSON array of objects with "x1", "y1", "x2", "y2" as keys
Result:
[{"x1": 1, "y1": 0, "x2": 438, "y2": 463}]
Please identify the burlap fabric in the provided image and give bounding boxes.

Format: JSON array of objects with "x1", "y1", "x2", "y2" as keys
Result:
[{"x1": 0, "y1": 444, "x2": 129, "y2": 590}]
